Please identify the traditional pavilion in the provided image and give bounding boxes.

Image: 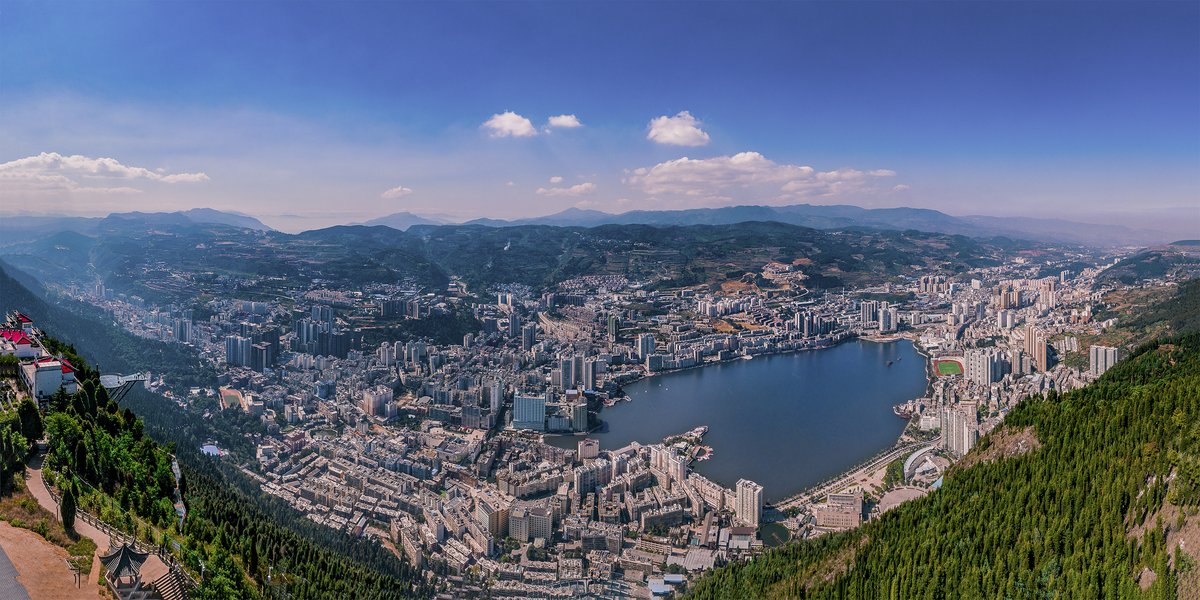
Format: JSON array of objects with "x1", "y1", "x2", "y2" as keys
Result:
[{"x1": 99, "y1": 542, "x2": 187, "y2": 600}]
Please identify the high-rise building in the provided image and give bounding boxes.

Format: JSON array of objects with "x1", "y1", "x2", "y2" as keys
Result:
[
  {"x1": 508, "y1": 504, "x2": 553, "y2": 543},
  {"x1": 940, "y1": 403, "x2": 979, "y2": 457},
  {"x1": 794, "y1": 311, "x2": 809, "y2": 336},
  {"x1": 250, "y1": 342, "x2": 273, "y2": 372},
  {"x1": 476, "y1": 492, "x2": 511, "y2": 538},
  {"x1": 521, "y1": 323, "x2": 537, "y2": 352},
  {"x1": 607, "y1": 315, "x2": 620, "y2": 342},
  {"x1": 582, "y1": 358, "x2": 598, "y2": 390},
  {"x1": 225, "y1": 335, "x2": 252, "y2": 368},
  {"x1": 378, "y1": 342, "x2": 395, "y2": 366},
  {"x1": 361, "y1": 385, "x2": 391, "y2": 417},
  {"x1": 919, "y1": 275, "x2": 947, "y2": 295},
  {"x1": 570, "y1": 402, "x2": 588, "y2": 432},
  {"x1": 1089, "y1": 345, "x2": 1122, "y2": 376},
  {"x1": 573, "y1": 459, "x2": 612, "y2": 494},
  {"x1": 488, "y1": 379, "x2": 504, "y2": 413},
  {"x1": 577, "y1": 438, "x2": 599, "y2": 460},
  {"x1": 527, "y1": 507, "x2": 552, "y2": 542},
  {"x1": 573, "y1": 355, "x2": 585, "y2": 386},
  {"x1": 312, "y1": 305, "x2": 334, "y2": 328},
  {"x1": 512, "y1": 395, "x2": 546, "y2": 431},
  {"x1": 860, "y1": 300, "x2": 879, "y2": 328},
  {"x1": 1024, "y1": 325, "x2": 1049, "y2": 372},
  {"x1": 964, "y1": 348, "x2": 1003, "y2": 387},
  {"x1": 508, "y1": 505, "x2": 531, "y2": 542},
  {"x1": 735, "y1": 479, "x2": 764, "y2": 528},
  {"x1": 879, "y1": 307, "x2": 898, "y2": 333},
  {"x1": 172, "y1": 318, "x2": 192, "y2": 343},
  {"x1": 637, "y1": 333, "x2": 656, "y2": 361},
  {"x1": 559, "y1": 357, "x2": 576, "y2": 389},
  {"x1": 997, "y1": 309, "x2": 1018, "y2": 329},
  {"x1": 667, "y1": 453, "x2": 688, "y2": 486}
]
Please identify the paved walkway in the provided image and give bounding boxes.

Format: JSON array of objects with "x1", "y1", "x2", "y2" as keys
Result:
[
  {"x1": 24, "y1": 454, "x2": 106, "y2": 591},
  {"x1": 0, "y1": 537, "x2": 32, "y2": 600}
]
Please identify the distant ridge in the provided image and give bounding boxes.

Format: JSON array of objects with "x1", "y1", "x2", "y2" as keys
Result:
[
  {"x1": 448, "y1": 203, "x2": 1167, "y2": 247},
  {"x1": 0, "y1": 208, "x2": 272, "y2": 242},
  {"x1": 0, "y1": 204, "x2": 1172, "y2": 248},
  {"x1": 178, "y1": 208, "x2": 273, "y2": 231},
  {"x1": 359, "y1": 211, "x2": 447, "y2": 230}
]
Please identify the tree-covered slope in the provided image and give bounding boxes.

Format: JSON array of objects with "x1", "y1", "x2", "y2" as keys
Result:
[{"x1": 688, "y1": 335, "x2": 1200, "y2": 599}]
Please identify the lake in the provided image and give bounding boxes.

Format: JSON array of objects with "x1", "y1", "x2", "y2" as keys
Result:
[{"x1": 549, "y1": 339, "x2": 927, "y2": 501}]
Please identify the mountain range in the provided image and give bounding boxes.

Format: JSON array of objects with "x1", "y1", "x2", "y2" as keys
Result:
[
  {"x1": 0, "y1": 203, "x2": 1170, "y2": 247},
  {"x1": 0, "y1": 208, "x2": 272, "y2": 243},
  {"x1": 365, "y1": 204, "x2": 1167, "y2": 246}
]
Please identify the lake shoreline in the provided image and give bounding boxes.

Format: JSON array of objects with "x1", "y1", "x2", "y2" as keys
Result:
[{"x1": 549, "y1": 337, "x2": 931, "y2": 501}]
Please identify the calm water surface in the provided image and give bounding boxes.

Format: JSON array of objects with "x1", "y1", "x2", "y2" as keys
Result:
[{"x1": 550, "y1": 339, "x2": 927, "y2": 501}]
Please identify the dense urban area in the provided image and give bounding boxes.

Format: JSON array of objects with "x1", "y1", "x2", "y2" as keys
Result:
[{"x1": 3, "y1": 215, "x2": 1197, "y2": 598}]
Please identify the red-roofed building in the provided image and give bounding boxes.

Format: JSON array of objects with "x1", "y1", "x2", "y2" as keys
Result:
[
  {"x1": 21, "y1": 356, "x2": 79, "y2": 399},
  {"x1": 0, "y1": 329, "x2": 39, "y2": 359},
  {"x1": 10, "y1": 313, "x2": 34, "y2": 335}
]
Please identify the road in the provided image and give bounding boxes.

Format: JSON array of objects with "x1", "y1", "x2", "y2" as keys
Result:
[
  {"x1": 24, "y1": 454, "x2": 106, "y2": 592},
  {"x1": 0, "y1": 536, "x2": 32, "y2": 600},
  {"x1": 775, "y1": 441, "x2": 936, "y2": 511}
]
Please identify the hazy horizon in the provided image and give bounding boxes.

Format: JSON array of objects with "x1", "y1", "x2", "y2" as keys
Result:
[{"x1": 2, "y1": 201, "x2": 1198, "y2": 240}]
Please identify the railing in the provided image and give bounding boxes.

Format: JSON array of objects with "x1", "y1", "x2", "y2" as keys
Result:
[{"x1": 47, "y1": 486, "x2": 200, "y2": 593}]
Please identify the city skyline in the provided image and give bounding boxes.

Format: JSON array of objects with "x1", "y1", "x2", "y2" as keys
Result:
[{"x1": 1, "y1": 1, "x2": 1197, "y2": 234}]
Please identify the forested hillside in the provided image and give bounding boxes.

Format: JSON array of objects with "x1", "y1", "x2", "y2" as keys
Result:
[{"x1": 688, "y1": 333, "x2": 1200, "y2": 598}]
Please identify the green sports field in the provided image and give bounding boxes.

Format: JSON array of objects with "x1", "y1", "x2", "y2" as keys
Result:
[{"x1": 936, "y1": 360, "x2": 963, "y2": 376}]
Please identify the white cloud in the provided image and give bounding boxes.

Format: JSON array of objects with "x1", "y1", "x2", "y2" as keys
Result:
[
  {"x1": 892, "y1": 184, "x2": 910, "y2": 192},
  {"x1": 647, "y1": 111, "x2": 710, "y2": 147},
  {"x1": 546, "y1": 114, "x2": 582, "y2": 129},
  {"x1": 549, "y1": 176, "x2": 564, "y2": 184},
  {"x1": 75, "y1": 186, "x2": 143, "y2": 194},
  {"x1": 625, "y1": 151, "x2": 896, "y2": 202},
  {"x1": 536, "y1": 182, "x2": 597, "y2": 197},
  {"x1": 482, "y1": 111, "x2": 537, "y2": 138},
  {"x1": 0, "y1": 152, "x2": 208, "y2": 196},
  {"x1": 381, "y1": 185, "x2": 414, "y2": 199},
  {"x1": 627, "y1": 152, "x2": 807, "y2": 195},
  {"x1": 505, "y1": 181, "x2": 516, "y2": 187}
]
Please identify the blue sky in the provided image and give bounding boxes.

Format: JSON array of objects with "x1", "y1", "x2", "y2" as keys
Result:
[{"x1": 1, "y1": 1, "x2": 1197, "y2": 234}]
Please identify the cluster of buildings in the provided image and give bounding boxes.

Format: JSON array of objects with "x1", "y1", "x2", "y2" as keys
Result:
[
  {"x1": 781, "y1": 253, "x2": 1157, "y2": 539},
  {"x1": 43, "y1": 239, "x2": 1170, "y2": 597},
  {"x1": 900, "y1": 261, "x2": 1136, "y2": 463},
  {"x1": 0, "y1": 312, "x2": 79, "y2": 402}
]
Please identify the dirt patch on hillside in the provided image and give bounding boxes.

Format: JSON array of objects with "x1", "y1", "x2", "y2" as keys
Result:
[
  {"x1": 0, "y1": 521, "x2": 99, "y2": 599},
  {"x1": 1126, "y1": 492, "x2": 1200, "y2": 597},
  {"x1": 956, "y1": 426, "x2": 1042, "y2": 470},
  {"x1": 767, "y1": 533, "x2": 867, "y2": 595},
  {"x1": 1136, "y1": 566, "x2": 1157, "y2": 591},
  {"x1": 720, "y1": 280, "x2": 754, "y2": 293}
]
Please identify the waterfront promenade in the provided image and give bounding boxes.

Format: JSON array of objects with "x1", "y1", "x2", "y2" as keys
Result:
[{"x1": 775, "y1": 441, "x2": 937, "y2": 511}]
